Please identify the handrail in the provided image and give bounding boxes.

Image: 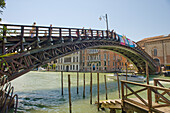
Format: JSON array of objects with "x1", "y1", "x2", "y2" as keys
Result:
[
  {"x1": 154, "y1": 78, "x2": 170, "y2": 104},
  {"x1": 121, "y1": 80, "x2": 170, "y2": 91},
  {"x1": 121, "y1": 80, "x2": 170, "y2": 112}
]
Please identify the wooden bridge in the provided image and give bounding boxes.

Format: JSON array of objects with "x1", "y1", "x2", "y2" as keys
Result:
[
  {"x1": 97, "y1": 78, "x2": 170, "y2": 113},
  {"x1": 0, "y1": 24, "x2": 158, "y2": 81}
]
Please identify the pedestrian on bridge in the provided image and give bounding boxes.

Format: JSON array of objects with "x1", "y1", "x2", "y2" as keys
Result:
[{"x1": 30, "y1": 22, "x2": 36, "y2": 38}]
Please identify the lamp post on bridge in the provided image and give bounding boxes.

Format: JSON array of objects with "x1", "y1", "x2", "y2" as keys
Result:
[{"x1": 99, "y1": 14, "x2": 109, "y2": 31}]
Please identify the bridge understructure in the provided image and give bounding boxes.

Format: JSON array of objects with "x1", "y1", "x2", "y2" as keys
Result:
[{"x1": 0, "y1": 24, "x2": 158, "y2": 81}]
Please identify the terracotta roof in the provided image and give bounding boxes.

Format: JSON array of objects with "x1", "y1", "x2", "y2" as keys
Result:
[{"x1": 138, "y1": 35, "x2": 170, "y2": 43}]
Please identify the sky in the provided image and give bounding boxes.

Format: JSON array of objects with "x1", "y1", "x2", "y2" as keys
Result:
[{"x1": 0, "y1": 0, "x2": 170, "y2": 41}]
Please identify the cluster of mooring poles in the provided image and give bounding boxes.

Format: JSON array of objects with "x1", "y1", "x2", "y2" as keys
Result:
[
  {"x1": 60, "y1": 62, "x2": 150, "y2": 113},
  {"x1": 60, "y1": 71, "x2": 123, "y2": 113}
]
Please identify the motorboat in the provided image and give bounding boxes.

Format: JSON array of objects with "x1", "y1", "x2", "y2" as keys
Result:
[
  {"x1": 38, "y1": 67, "x2": 46, "y2": 72},
  {"x1": 107, "y1": 73, "x2": 146, "y2": 82}
]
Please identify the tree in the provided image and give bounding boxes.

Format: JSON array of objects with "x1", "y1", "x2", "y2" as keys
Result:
[{"x1": 0, "y1": 0, "x2": 6, "y2": 21}]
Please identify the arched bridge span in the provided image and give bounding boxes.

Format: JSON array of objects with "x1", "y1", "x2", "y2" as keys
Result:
[{"x1": 0, "y1": 24, "x2": 158, "y2": 81}]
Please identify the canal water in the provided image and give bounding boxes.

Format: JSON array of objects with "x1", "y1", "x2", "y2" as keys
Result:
[{"x1": 10, "y1": 71, "x2": 169, "y2": 113}]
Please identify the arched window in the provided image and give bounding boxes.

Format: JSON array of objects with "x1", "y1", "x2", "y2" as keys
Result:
[{"x1": 154, "y1": 48, "x2": 157, "y2": 56}]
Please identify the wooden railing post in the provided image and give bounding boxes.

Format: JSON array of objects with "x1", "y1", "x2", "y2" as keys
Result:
[
  {"x1": 117, "y1": 72, "x2": 120, "y2": 98},
  {"x1": 154, "y1": 79, "x2": 158, "y2": 103},
  {"x1": 59, "y1": 28, "x2": 62, "y2": 38},
  {"x1": 121, "y1": 81, "x2": 124, "y2": 100},
  {"x1": 2, "y1": 25, "x2": 7, "y2": 54},
  {"x1": 20, "y1": 26, "x2": 24, "y2": 51},
  {"x1": 69, "y1": 28, "x2": 71, "y2": 39},
  {"x1": 91, "y1": 30, "x2": 94, "y2": 39},
  {"x1": 96, "y1": 30, "x2": 99, "y2": 39},
  {"x1": 106, "y1": 30, "x2": 109, "y2": 39},
  {"x1": 121, "y1": 81, "x2": 125, "y2": 112},
  {"x1": 102, "y1": 31, "x2": 104, "y2": 39},
  {"x1": 84, "y1": 30, "x2": 87, "y2": 39},
  {"x1": 77, "y1": 29, "x2": 79, "y2": 38},
  {"x1": 125, "y1": 63, "x2": 128, "y2": 96},
  {"x1": 146, "y1": 62, "x2": 149, "y2": 85},
  {"x1": 147, "y1": 87, "x2": 152, "y2": 112}
]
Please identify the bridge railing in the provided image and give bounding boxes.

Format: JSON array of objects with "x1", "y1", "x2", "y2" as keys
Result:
[
  {"x1": 0, "y1": 24, "x2": 115, "y2": 38},
  {"x1": 134, "y1": 42, "x2": 158, "y2": 68},
  {"x1": 0, "y1": 24, "x2": 118, "y2": 55},
  {"x1": 121, "y1": 80, "x2": 170, "y2": 112},
  {"x1": 154, "y1": 78, "x2": 170, "y2": 104}
]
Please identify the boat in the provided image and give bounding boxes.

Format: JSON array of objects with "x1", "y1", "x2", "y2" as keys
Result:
[
  {"x1": 107, "y1": 73, "x2": 146, "y2": 82},
  {"x1": 38, "y1": 67, "x2": 47, "y2": 72}
]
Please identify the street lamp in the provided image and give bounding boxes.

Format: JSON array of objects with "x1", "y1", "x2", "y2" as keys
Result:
[{"x1": 99, "y1": 14, "x2": 109, "y2": 31}]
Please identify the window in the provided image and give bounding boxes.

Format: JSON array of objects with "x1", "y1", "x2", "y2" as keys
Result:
[
  {"x1": 108, "y1": 61, "x2": 110, "y2": 66},
  {"x1": 113, "y1": 62, "x2": 115, "y2": 66},
  {"x1": 64, "y1": 57, "x2": 71, "y2": 63},
  {"x1": 108, "y1": 54, "x2": 110, "y2": 60},
  {"x1": 104, "y1": 54, "x2": 106, "y2": 60},
  {"x1": 73, "y1": 57, "x2": 75, "y2": 62},
  {"x1": 154, "y1": 48, "x2": 157, "y2": 56},
  {"x1": 73, "y1": 65, "x2": 75, "y2": 70},
  {"x1": 99, "y1": 55, "x2": 101, "y2": 60},
  {"x1": 70, "y1": 65, "x2": 72, "y2": 70},
  {"x1": 77, "y1": 56, "x2": 79, "y2": 62},
  {"x1": 76, "y1": 65, "x2": 78, "y2": 70},
  {"x1": 104, "y1": 61, "x2": 106, "y2": 66},
  {"x1": 99, "y1": 62, "x2": 101, "y2": 66}
]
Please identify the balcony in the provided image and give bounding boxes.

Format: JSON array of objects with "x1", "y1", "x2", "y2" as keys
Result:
[
  {"x1": 88, "y1": 49, "x2": 99, "y2": 54},
  {"x1": 87, "y1": 59, "x2": 100, "y2": 62}
]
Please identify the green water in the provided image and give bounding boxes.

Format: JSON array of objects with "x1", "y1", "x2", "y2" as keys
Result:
[{"x1": 10, "y1": 71, "x2": 170, "y2": 113}]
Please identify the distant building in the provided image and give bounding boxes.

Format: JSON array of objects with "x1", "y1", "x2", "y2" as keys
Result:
[
  {"x1": 80, "y1": 49, "x2": 135, "y2": 72},
  {"x1": 55, "y1": 52, "x2": 80, "y2": 72},
  {"x1": 137, "y1": 34, "x2": 170, "y2": 67}
]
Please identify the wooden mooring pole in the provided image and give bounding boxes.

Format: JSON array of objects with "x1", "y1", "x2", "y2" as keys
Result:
[
  {"x1": 83, "y1": 73, "x2": 85, "y2": 98},
  {"x1": 77, "y1": 71, "x2": 79, "y2": 94},
  {"x1": 117, "y1": 72, "x2": 120, "y2": 99},
  {"x1": 97, "y1": 72, "x2": 100, "y2": 111},
  {"x1": 90, "y1": 71, "x2": 92, "y2": 104},
  {"x1": 61, "y1": 71, "x2": 63, "y2": 96},
  {"x1": 104, "y1": 75, "x2": 108, "y2": 100},
  {"x1": 125, "y1": 63, "x2": 128, "y2": 96},
  {"x1": 68, "y1": 74, "x2": 72, "y2": 113}
]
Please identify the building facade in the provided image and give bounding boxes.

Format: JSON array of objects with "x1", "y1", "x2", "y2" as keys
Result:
[
  {"x1": 55, "y1": 51, "x2": 80, "y2": 71},
  {"x1": 137, "y1": 35, "x2": 170, "y2": 67},
  {"x1": 80, "y1": 49, "x2": 134, "y2": 72}
]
